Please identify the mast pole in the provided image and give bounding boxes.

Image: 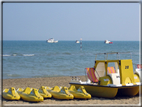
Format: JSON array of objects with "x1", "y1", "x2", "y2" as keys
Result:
[{"x1": 80, "y1": 38, "x2": 82, "y2": 50}]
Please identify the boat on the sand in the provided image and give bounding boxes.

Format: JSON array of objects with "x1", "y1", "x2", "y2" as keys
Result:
[
  {"x1": 68, "y1": 85, "x2": 91, "y2": 99},
  {"x1": 38, "y1": 86, "x2": 52, "y2": 98},
  {"x1": 49, "y1": 86, "x2": 74, "y2": 100},
  {"x1": 69, "y1": 52, "x2": 141, "y2": 98},
  {"x1": 3, "y1": 87, "x2": 20, "y2": 100},
  {"x1": 17, "y1": 87, "x2": 43, "y2": 102}
]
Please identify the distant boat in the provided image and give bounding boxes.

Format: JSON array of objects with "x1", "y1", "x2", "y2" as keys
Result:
[
  {"x1": 104, "y1": 40, "x2": 113, "y2": 44},
  {"x1": 75, "y1": 40, "x2": 80, "y2": 43},
  {"x1": 47, "y1": 38, "x2": 58, "y2": 43}
]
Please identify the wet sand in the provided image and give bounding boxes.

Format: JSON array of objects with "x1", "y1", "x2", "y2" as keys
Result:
[{"x1": 2, "y1": 76, "x2": 141, "y2": 106}]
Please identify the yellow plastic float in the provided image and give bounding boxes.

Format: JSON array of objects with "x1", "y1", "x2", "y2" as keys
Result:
[
  {"x1": 49, "y1": 86, "x2": 74, "y2": 100},
  {"x1": 38, "y1": 86, "x2": 52, "y2": 98},
  {"x1": 68, "y1": 85, "x2": 91, "y2": 99},
  {"x1": 3, "y1": 87, "x2": 20, "y2": 100},
  {"x1": 17, "y1": 87, "x2": 43, "y2": 102},
  {"x1": 45, "y1": 86, "x2": 53, "y2": 91},
  {"x1": 48, "y1": 86, "x2": 61, "y2": 93}
]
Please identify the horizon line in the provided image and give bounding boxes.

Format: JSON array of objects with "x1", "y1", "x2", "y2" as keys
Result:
[{"x1": 2, "y1": 40, "x2": 140, "y2": 41}]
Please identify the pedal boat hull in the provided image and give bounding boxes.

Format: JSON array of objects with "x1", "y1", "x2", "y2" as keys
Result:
[
  {"x1": 69, "y1": 83, "x2": 141, "y2": 98},
  {"x1": 117, "y1": 85, "x2": 140, "y2": 96},
  {"x1": 69, "y1": 83, "x2": 118, "y2": 98}
]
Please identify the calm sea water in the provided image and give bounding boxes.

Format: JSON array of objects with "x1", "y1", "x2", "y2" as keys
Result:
[{"x1": 3, "y1": 41, "x2": 140, "y2": 79}]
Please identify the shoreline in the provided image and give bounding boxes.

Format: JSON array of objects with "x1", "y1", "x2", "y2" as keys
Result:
[{"x1": 2, "y1": 76, "x2": 141, "y2": 105}]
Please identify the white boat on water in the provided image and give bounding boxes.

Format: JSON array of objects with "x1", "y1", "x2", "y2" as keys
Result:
[
  {"x1": 75, "y1": 40, "x2": 80, "y2": 43},
  {"x1": 104, "y1": 40, "x2": 113, "y2": 44},
  {"x1": 47, "y1": 38, "x2": 58, "y2": 43}
]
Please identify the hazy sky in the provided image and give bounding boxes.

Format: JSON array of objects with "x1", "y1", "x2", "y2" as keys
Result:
[{"x1": 3, "y1": 3, "x2": 140, "y2": 41}]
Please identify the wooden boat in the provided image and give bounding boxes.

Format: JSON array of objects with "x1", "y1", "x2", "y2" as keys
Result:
[
  {"x1": 69, "y1": 52, "x2": 141, "y2": 98},
  {"x1": 68, "y1": 85, "x2": 91, "y2": 99},
  {"x1": 3, "y1": 87, "x2": 20, "y2": 100},
  {"x1": 17, "y1": 87, "x2": 43, "y2": 102}
]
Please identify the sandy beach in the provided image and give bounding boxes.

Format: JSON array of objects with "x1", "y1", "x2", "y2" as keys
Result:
[{"x1": 2, "y1": 76, "x2": 141, "y2": 106}]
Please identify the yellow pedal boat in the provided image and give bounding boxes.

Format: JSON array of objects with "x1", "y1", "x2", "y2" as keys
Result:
[
  {"x1": 45, "y1": 86, "x2": 53, "y2": 91},
  {"x1": 3, "y1": 87, "x2": 20, "y2": 100},
  {"x1": 17, "y1": 87, "x2": 43, "y2": 102},
  {"x1": 49, "y1": 86, "x2": 74, "y2": 100},
  {"x1": 68, "y1": 85, "x2": 91, "y2": 99},
  {"x1": 38, "y1": 86, "x2": 52, "y2": 98},
  {"x1": 70, "y1": 52, "x2": 142, "y2": 98},
  {"x1": 48, "y1": 85, "x2": 62, "y2": 93}
]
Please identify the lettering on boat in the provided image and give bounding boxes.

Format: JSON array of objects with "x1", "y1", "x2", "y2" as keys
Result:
[{"x1": 125, "y1": 66, "x2": 129, "y2": 69}]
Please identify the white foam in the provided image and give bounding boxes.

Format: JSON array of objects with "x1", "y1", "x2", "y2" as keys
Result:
[
  {"x1": 7, "y1": 74, "x2": 12, "y2": 76},
  {"x1": 23, "y1": 54, "x2": 34, "y2": 56},
  {"x1": 12, "y1": 54, "x2": 17, "y2": 56},
  {"x1": 3, "y1": 54, "x2": 11, "y2": 57}
]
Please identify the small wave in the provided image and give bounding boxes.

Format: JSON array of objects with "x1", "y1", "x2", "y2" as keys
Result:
[
  {"x1": 12, "y1": 53, "x2": 17, "y2": 56},
  {"x1": 33, "y1": 74, "x2": 62, "y2": 78},
  {"x1": 132, "y1": 52, "x2": 139, "y2": 55},
  {"x1": 7, "y1": 74, "x2": 20, "y2": 77},
  {"x1": 46, "y1": 52, "x2": 60, "y2": 56},
  {"x1": 3, "y1": 54, "x2": 11, "y2": 57},
  {"x1": 23, "y1": 54, "x2": 35, "y2": 56},
  {"x1": 63, "y1": 52, "x2": 71, "y2": 55}
]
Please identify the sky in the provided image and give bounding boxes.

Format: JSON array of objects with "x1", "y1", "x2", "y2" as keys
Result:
[{"x1": 3, "y1": 2, "x2": 140, "y2": 41}]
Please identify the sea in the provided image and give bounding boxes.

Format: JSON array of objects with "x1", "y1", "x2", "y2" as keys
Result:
[{"x1": 3, "y1": 41, "x2": 140, "y2": 79}]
